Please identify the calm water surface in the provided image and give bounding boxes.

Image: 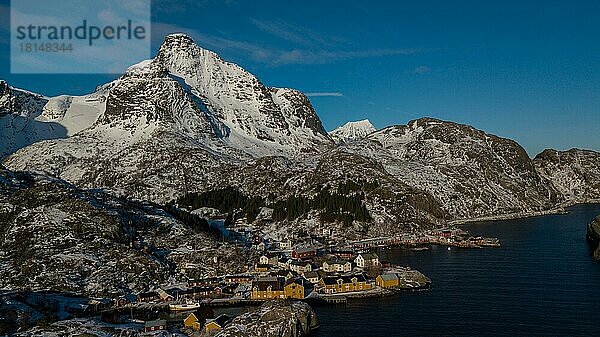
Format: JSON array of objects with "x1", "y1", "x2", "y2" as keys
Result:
[{"x1": 312, "y1": 204, "x2": 600, "y2": 337}]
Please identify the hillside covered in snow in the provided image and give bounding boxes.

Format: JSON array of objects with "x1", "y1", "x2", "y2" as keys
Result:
[{"x1": 2, "y1": 33, "x2": 600, "y2": 239}]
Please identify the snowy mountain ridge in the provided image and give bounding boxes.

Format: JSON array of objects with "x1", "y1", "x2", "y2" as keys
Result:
[
  {"x1": 0, "y1": 80, "x2": 106, "y2": 159},
  {"x1": 2, "y1": 33, "x2": 600, "y2": 237}
]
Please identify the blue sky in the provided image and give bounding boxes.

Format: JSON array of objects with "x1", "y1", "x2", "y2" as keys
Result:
[{"x1": 0, "y1": 0, "x2": 599, "y2": 155}]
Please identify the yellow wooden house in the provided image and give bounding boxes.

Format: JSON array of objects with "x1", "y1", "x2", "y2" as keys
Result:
[
  {"x1": 284, "y1": 278, "x2": 306, "y2": 299},
  {"x1": 376, "y1": 273, "x2": 399, "y2": 288},
  {"x1": 203, "y1": 314, "x2": 230, "y2": 333},
  {"x1": 320, "y1": 274, "x2": 372, "y2": 294},
  {"x1": 183, "y1": 313, "x2": 201, "y2": 330},
  {"x1": 250, "y1": 277, "x2": 286, "y2": 300}
]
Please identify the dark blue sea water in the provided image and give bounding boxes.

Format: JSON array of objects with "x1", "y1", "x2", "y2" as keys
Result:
[{"x1": 312, "y1": 204, "x2": 600, "y2": 337}]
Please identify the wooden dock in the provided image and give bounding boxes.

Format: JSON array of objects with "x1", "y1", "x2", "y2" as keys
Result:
[{"x1": 323, "y1": 296, "x2": 347, "y2": 304}]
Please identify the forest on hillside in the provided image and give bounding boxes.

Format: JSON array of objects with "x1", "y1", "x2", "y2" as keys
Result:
[{"x1": 170, "y1": 180, "x2": 378, "y2": 227}]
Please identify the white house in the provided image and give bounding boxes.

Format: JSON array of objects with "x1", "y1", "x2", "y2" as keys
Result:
[
  {"x1": 289, "y1": 260, "x2": 312, "y2": 273},
  {"x1": 259, "y1": 253, "x2": 279, "y2": 266},
  {"x1": 322, "y1": 259, "x2": 352, "y2": 273},
  {"x1": 354, "y1": 253, "x2": 380, "y2": 268},
  {"x1": 252, "y1": 242, "x2": 266, "y2": 252},
  {"x1": 322, "y1": 228, "x2": 333, "y2": 237},
  {"x1": 278, "y1": 257, "x2": 291, "y2": 269}
]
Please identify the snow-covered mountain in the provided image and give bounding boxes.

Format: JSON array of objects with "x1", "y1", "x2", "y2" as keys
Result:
[
  {"x1": 2, "y1": 34, "x2": 335, "y2": 202},
  {"x1": 2, "y1": 33, "x2": 600, "y2": 238},
  {"x1": 155, "y1": 34, "x2": 333, "y2": 155},
  {"x1": 340, "y1": 117, "x2": 562, "y2": 220},
  {"x1": 0, "y1": 80, "x2": 105, "y2": 159},
  {"x1": 330, "y1": 119, "x2": 376, "y2": 144},
  {"x1": 0, "y1": 165, "x2": 252, "y2": 297}
]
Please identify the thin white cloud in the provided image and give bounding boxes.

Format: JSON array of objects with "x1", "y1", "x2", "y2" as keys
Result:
[
  {"x1": 412, "y1": 65, "x2": 430, "y2": 74},
  {"x1": 249, "y1": 18, "x2": 339, "y2": 48},
  {"x1": 305, "y1": 92, "x2": 344, "y2": 97},
  {"x1": 273, "y1": 48, "x2": 421, "y2": 65},
  {"x1": 153, "y1": 22, "x2": 422, "y2": 66},
  {"x1": 153, "y1": 0, "x2": 238, "y2": 15}
]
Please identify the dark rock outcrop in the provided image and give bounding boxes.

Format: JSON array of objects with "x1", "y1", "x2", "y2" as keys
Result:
[{"x1": 586, "y1": 215, "x2": 600, "y2": 260}]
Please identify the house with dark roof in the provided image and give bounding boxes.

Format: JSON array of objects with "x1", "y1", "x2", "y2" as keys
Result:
[
  {"x1": 251, "y1": 277, "x2": 285, "y2": 300},
  {"x1": 289, "y1": 260, "x2": 312, "y2": 273},
  {"x1": 292, "y1": 246, "x2": 316, "y2": 259},
  {"x1": 284, "y1": 277, "x2": 311, "y2": 299},
  {"x1": 259, "y1": 252, "x2": 279, "y2": 265},
  {"x1": 302, "y1": 270, "x2": 323, "y2": 284},
  {"x1": 204, "y1": 314, "x2": 230, "y2": 333},
  {"x1": 376, "y1": 273, "x2": 399, "y2": 288},
  {"x1": 322, "y1": 258, "x2": 352, "y2": 273},
  {"x1": 319, "y1": 274, "x2": 372, "y2": 294},
  {"x1": 254, "y1": 263, "x2": 271, "y2": 272},
  {"x1": 224, "y1": 274, "x2": 255, "y2": 284},
  {"x1": 354, "y1": 253, "x2": 380, "y2": 268},
  {"x1": 137, "y1": 291, "x2": 159, "y2": 303},
  {"x1": 329, "y1": 250, "x2": 355, "y2": 260},
  {"x1": 144, "y1": 319, "x2": 167, "y2": 332}
]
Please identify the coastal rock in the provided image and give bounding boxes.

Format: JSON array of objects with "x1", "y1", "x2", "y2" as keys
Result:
[
  {"x1": 12, "y1": 317, "x2": 183, "y2": 337},
  {"x1": 586, "y1": 215, "x2": 600, "y2": 260},
  {"x1": 397, "y1": 269, "x2": 432, "y2": 289},
  {"x1": 213, "y1": 301, "x2": 318, "y2": 337}
]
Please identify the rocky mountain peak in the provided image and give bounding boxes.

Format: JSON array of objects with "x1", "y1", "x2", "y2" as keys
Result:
[{"x1": 153, "y1": 33, "x2": 332, "y2": 153}]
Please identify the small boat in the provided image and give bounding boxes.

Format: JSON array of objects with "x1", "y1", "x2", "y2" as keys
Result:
[
  {"x1": 410, "y1": 247, "x2": 429, "y2": 251},
  {"x1": 447, "y1": 247, "x2": 452, "y2": 251},
  {"x1": 169, "y1": 302, "x2": 201, "y2": 312}
]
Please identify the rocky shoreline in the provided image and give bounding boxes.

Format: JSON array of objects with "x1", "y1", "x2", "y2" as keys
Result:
[
  {"x1": 451, "y1": 201, "x2": 600, "y2": 226},
  {"x1": 586, "y1": 215, "x2": 600, "y2": 261},
  {"x1": 212, "y1": 301, "x2": 318, "y2": 337}
]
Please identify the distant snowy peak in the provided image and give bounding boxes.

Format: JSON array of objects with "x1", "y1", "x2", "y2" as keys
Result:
[{"x1": 330, "y1": 119, "x2": 376, "y2": 144}]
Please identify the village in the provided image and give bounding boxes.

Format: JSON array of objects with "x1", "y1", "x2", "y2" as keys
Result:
[{"x1": 75, "y1": 221, "x2": 499, "y2": 335}]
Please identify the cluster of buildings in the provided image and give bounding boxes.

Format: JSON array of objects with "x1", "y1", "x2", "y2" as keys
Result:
[
  {"x1": 246, "y1": 247, "x2": 404, "y2": 299},
  {"x1": 349, "y1": 229, "x2": 500, "y2": 250},
  {"x1": 127, "y1": 245, "x2": 403, "y2": 310},
  {"x1": 143, "y1": 312, "x2": 231, "y2": 334}
]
